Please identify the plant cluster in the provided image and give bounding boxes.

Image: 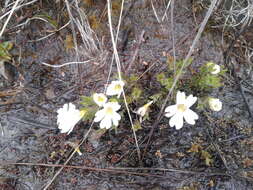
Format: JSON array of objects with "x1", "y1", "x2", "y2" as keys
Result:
[{"x1": 57, "y1": 59, "x2": 224, "y2": 136}]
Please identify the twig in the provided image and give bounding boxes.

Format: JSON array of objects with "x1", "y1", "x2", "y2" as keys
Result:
[
  {"x1": 224, "y1": 24, "x2": 253, "y2": 120},
  {"x1": 9, "y1": 116, "x2": 55, "y2": 130},
  {"x1": 205, "y1": 124, "x2": 229, "y2": 170},
  {"x1": 2, "y1": 162, "x2": 230, "y2": 177},
  {"x1": 125, "y1": 30, "x2": 145, "y2": 74},
  {"x1": 105, "y1": 0, "x2": 126, "y2": 90},
  {"x1": 143, "y1": 0, "x2": 219, "y2": 158},
  {"x1": 41, "y1": 60, "x2": 95, "y2": 68},
  {"x1": 0, "y1": 0, "x2": 22, "y2": 38},
  {"x1": 151, "y1": 0, "x2": 161, "y2": 23},
  {"x1": 27, "y1": 21, "x2": 70, "y2": 42},
  {"x1": 0, "y1": 0, "x2": 39, "y2": 21},
  {"x1": 43, "y1": 124, "x2": 94, "y2": 190},
  {"x1": 162, "y1": 0, "x2": 172, "y2": 22},
  {"x1": 170, "y1": 0, "x2": 176, "y2": 76},
  {"x1": 4, "y1": 162, "x2": 164, "y2": 178},
  {"x1": 107, "y1": 0, "x2": 141, "y2": 162}
]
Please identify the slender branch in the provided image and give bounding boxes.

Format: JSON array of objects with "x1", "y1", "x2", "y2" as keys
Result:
[
  {"x1": 143, "y1": 0, "x2": 219, "y2": 157},
  {"x1": 41, "y1": 60, "x2": 94, "y2": 68},
  {"x1": 2, "y1": 162, "x2": 230, "y2": 177},
  {"x1": 0, "y1": 0, "x2": 22, "y2": 38},
  {"x1": 107, "y1": 0, "x2": 141, "y2": 162}
]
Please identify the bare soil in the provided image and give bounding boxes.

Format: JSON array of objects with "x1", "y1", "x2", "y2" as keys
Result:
[{"x1": 0, "y1": 0, "x2": 253, "y2": 189}]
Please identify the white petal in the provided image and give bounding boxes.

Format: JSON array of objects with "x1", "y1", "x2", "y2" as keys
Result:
[
  {"x1": 93, "y1": 93, "x2": 107, "y2": 107},
  {"x1": 112, "y1": 112, "x2": 121, "y2": 126},
  {"x1": 56, "y1": 103, "x2": 82, "y2": 134},
  {"x1": 100, "y1": 117, "x2": 112, "y2": 129},
  {"x1": 164, "y1": 105, "x2": 177, "y2": 118},
  {"x1": 67, "y1": 126, "x2": 75, "y2": 134},
  {"x1": 111, "y1": 102, "x2": 121, "y2": 111},
  {"x1": 106, "y1": 85, "x2": 115, "y2": 96},
  {"x1": 137, "y1": 107, "x2": 146, "y2": 117},
  {"x1": 176, "y1": 91, "x2": 186, "y2": 104},
  {"x1": 94, "y1": 109, "x2": 105, "y2": 122},
  {"x1": 211, "y1": 64, "x2": 220, "y2": 74},
  {"x1": 183, "y1": 109, "x2": 198, "y2": 125},
  {"x1": 185, "y1": 95, "x2": 197, "y2": 108},
  {"x1": 169, "y1": 113, "x2": 184, "y2": 129},
  {"x1": 113, "y1": 112, "x2": 121, "y2": 121},
  {"x1": 208, "y1": 98, "x2": 222, "y2": 111},
  {"x1": 106, "y1": 80, "x2": 124, "y2": 97},
  {"x1": 112, "y1": 118, "x2": 119, "y2": 127}
]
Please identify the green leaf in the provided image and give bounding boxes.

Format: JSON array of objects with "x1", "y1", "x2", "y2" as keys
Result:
[
  {"x1": 133, "y1": 120, "x2": 142, "y2": 132},
  {"x1": 81, "y1": 96, "x2": 96, "y2": 107},
  {"x1": 81, "y1": 107, "x2": 97, "y2": 121},
  {"x1": 131, "y1": 87, "x2": 142, "y2": 101},
  {"x1": 150, "y1": 93, "x2": 163, "y2": 103},
  {"x1": 0, "y1": 41, "x2": 13, "y2": 60}
]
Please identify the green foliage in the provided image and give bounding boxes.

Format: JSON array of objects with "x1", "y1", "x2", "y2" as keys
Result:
[
  {"x1": 167, "y1": 58, "x2": 193, "y2": 75},
  {"x1": 122, "y1": 74, "x2": 143, "y2": 104},
  {"x1": 191, "y1": 62, "x2": 222, "y2": 91},
  {"x1": 156, "y1": 73, "x2": 174, "y2": 90},
  {"x1": 0, "y1": 41, "x2": 13, "y2": 61},
  {"x1": 131, "y1": 87, "x2": 142, "y2": 101},
  {"x1": 156, "y1": 58, "x2": 193, "y2": 92},
  {"x1": 81, "y1": 96, "x2": 96, "y2": 107},
  {"x1": 80, "y1": 96, "x2": 98, "y2": 121},
  {"x1": 108, "y1": 98, "x2": 118, "y2": 103},
  {"x1": 133, "y1": 120, "x2": 142, "y2": 132},
  {"x1": 150, "y1": 93, "x2": 163, "y2": 103}
]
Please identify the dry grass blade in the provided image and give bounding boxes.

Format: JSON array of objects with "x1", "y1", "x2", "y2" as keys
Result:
[
  {"x1": 43, "y1": 124, "x2": 94, "y2": 190},
  {"x1": 0, "y1": 0, "x2": 39, "y2": 21},
  {"x1": 106, "y1": 0, "x2": 141, "y2": 162},
  {"x1": 0, "y1": 0, "x2": 22, "y2": 38},
  {"x1": 40, "y1": 60, "x2": 95, "y2": 68},
  {"x1": 143, "y1": 0, "x2": 220, "y2": 156}
]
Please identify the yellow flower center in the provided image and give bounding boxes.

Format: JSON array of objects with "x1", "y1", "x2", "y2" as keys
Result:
[
  {"x1": 105, "y1": 107, "x2": 113, "y2": 115},
  {"x1": 98, "y1": 96, "x2": 104, "y2": 102},
  {"x1": 177, "y1": 104, "x2": 186, "y2": 112},
  {"x1": 114, "y1": 84, "x2": 122, "y2": 91}
]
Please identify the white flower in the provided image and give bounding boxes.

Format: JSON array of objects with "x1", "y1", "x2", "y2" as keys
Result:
[
  {"x1": 94, "y1": 102, "x2": 121, "y2": 129},
  {"x1": 57, "y1": 103, "x2": 85, "y2": 134},
  {"x1": 207, "y1": 62, "x2": 220, "y2": 74},
  {"x1": 106, "y1": 80, "x2": 125, "y2": 98},
  {"x1": 208, "y1": 97, "x2": 222, "y2": 111},
  {"x1": 137, "y1": 101, "x2": 153, "y2": 117},
  {"x1": 93, "y1": 93, "x2": 107, "y2": 107},
  {"x1": 165, "y1": 91, "x2": 199, "y2": 130}
]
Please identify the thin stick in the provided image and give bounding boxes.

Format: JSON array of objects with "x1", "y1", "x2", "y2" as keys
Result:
[
  {"x1": 107, "y1": 0, "x2": 141, "y2": 162},
  {"x1": 43, "y1": 124, "x2": 94, "y2": 190},
  {"x1": 151, "y1": 0, "x2": 161, "y2": 23},
  {"x1": 0, "y1": 0, "x2": 22, "y2": 38},
  {"x1": 170, "y1": 0, "x2": 176, "y2": 76},
  {"x1": 28, "y1": 21, "x2": 70, "y2": 42},
  {"x1": 161, "y1": 0, "x2": 172, "y2": 22},
  {"x1": 125, "y1": 30, "x2": 145, "y2": 73},
  {"x1": 41, "y1": 60, "x2": 94, "y2": 68},
  {"x1": 0, "y1": 0, "x2": 39, "y2": 21},
  {"x1": 2, "y1": 162, "x2": 231, "y2": 177},
  {"x1": 64, "y1": 0, "x2": 79, "y2": 60},
  {"x1": 143, "y1": 0, "x2": 219, "y2": 156},
  {"x1": 3, "y1": 162, "x2": 165, "y2": 178},
  {"x1": 105, "y1": 0, "x2": 125, "y2": 90}
]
